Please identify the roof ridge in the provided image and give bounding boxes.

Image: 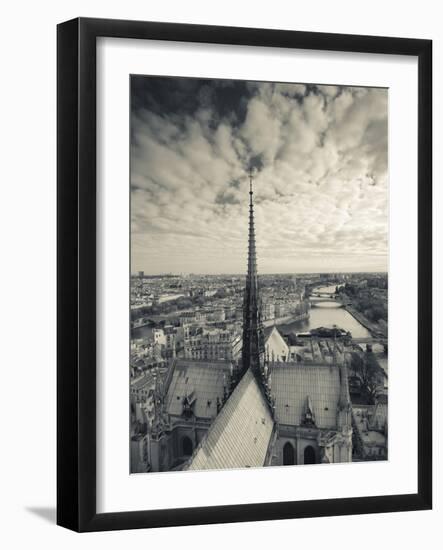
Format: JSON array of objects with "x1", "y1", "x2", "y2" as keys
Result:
[{"x1": 184, "y1": 368, "x2": 275, "y2": 471}]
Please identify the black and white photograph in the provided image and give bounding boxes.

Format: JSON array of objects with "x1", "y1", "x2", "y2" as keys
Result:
[{"x1": 129, "y1": 76, "x2": 389, "y2": 473}]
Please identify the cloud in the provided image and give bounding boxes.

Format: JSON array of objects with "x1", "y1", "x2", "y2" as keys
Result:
[
  {"x1": 241, "y1": 97, "x2": 281, "y2": 163},
  {"x1": 130, "y1": 77, "x2": 388, "y2": 274}
]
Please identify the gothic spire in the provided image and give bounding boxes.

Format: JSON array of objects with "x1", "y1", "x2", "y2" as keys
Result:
[{"x1": 241, "y1": 170, "x2": 265, "y2": 378}]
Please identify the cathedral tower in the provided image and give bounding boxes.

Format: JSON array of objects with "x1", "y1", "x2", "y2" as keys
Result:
[{"x1": 241, "y1": 171, "x2": 265, "y2": 378}]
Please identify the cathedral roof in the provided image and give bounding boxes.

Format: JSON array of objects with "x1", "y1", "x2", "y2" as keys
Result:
[
  {"x1": 263, "y1": 325, "x2": 287, "y2": 342},
  {"x1": 270, "y1": 364, "x2": 344, "y2": 429},
  {"x1": 165, "y1": 360, "x2": 231, "y2": 419},
  {"x1": 186, "y1": 369, "x2": 275, "y2": 471},
  {"x1": 263, "y1": 326, "x2": 276, "y2": 340}
]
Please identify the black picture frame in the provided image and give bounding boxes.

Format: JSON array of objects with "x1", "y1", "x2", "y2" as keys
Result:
[{"x1": 57, "y1": 17, "x2": 432, "y2": 532}]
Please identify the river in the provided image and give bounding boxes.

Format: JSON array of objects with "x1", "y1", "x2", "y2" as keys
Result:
[
  {"x1": 132, "y1": 284, "x2": 372, "y2": 341},
  {"x1": 278, "y1": 284, "x2": 371, "y2": 339},
  {"x1": 278, "y1": 303, "x2": 371, "y2": 339}
]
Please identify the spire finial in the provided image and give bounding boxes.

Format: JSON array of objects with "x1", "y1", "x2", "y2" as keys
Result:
[{"x1": 249, "y1": 169, "x2": 253, "y2": 200}]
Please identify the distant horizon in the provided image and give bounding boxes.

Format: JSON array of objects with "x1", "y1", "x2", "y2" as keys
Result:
[{"x1": 131, "y1": 270, "x2": 388, "y2": 277}]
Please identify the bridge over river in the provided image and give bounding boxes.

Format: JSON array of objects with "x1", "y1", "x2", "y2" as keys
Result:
[
  {"x1": 310, "y1": 294, "x2": 340, "y2": 303},
  {"x1": 309, "y1": 293, "x2": 351, "y2": 307}
]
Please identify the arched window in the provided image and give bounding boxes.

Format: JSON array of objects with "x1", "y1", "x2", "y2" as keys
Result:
[
  {"x1": 304, "y1": 445, "x2": 316, "y2": 464},
  {"x1": 283, "y1": 442, "x2": 295, "y2": 465},
  {"x1": 182, "y1": 436, "x2": 193, "y2": 457}
]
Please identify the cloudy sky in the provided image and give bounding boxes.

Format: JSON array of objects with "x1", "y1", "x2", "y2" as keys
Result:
[{"x1": 131, "y1": 76, "x2": 388, "y2": 275}]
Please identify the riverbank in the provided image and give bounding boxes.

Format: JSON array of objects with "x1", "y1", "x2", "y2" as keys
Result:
[
  {"x1": 278, "y1": 302, "x2": 372, "y2": 340},
  {"x1": 344, "y1": 304, "x2": 387, "y2": 337}
]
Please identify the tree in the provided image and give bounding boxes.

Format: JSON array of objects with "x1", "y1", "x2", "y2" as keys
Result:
[{"x1": 350, "y1": 351, "x2": 380, "y2": 403}]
